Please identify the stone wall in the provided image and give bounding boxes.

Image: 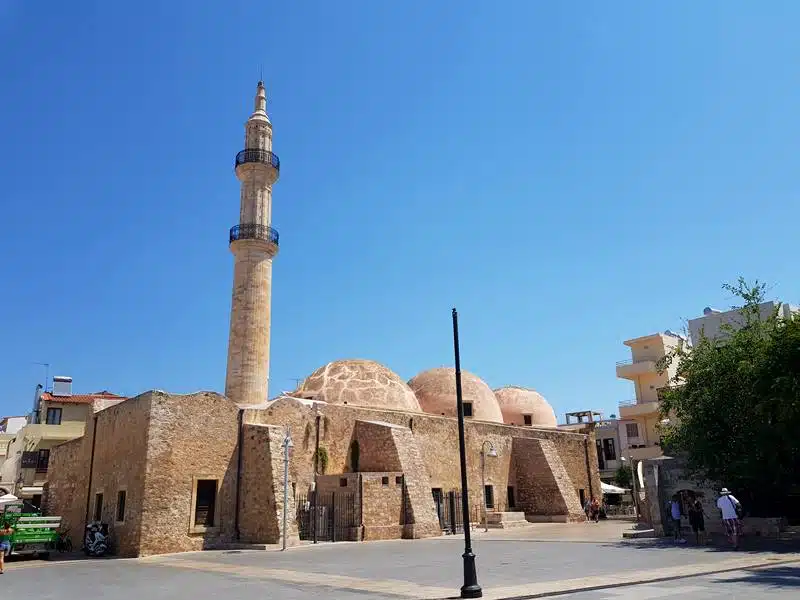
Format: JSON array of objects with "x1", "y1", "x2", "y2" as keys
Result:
[
  {"x1": 239, "y1": 423, "x2": 299, "y2": 546},
  {"x1": 45, "y1": 432, "x2": 93, "y2": 549},
  {"x1": 244, "y1": 397, "x2": 599, "y2": 529},
  {"x1": 352, "y1": 420, "x2": 440, "y2": 538},
  {"x1": 513, "y1": 438, "x2": 585, "y2": 522},
  {"x1": 137, "y1": 391, "x2": 241, "y2": 556},
  {"x1": 89, "y1": 393, "x2": 151, "y2": 556},
  {"x1": 360, "y1": 472, "x2": 404, "y2": 541},
  {"x1": 641, "y1": 457, "x2": 788, "y2": 539}
]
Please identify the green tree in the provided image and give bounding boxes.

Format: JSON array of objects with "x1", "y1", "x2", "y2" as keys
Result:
[
  {"x1": 658, "y1": 278, "x2": 800, "y2": 516},
  {"x1": 614, "y1": 464, "x2": 633, "y2": 489}
]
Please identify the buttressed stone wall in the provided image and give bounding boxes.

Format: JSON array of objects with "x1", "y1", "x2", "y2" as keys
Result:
[
  {"x1": 244, "y1": 396, "x2": 600, "y2": 524},
  {"x1": 239, "y1": 423, "x2": 299, "y2": 546}
]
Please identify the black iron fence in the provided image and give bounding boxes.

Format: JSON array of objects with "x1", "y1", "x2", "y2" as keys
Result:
[
  {"x1": 432, "y1": 490, "x2": 481, "y2": 534},
  {"x1": 229, "y1": 223, "x2": 280, "y2": 246},
  {"x1": 235, "y1": 148, "x2": 280, "y2": 171},
  {"x1": 296, "y1": 491, "x2": 357, "y2": 542}
]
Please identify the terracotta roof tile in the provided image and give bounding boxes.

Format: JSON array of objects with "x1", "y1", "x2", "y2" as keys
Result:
[{"x1": 41, "y1": 391, "x2": 126, "y2": 405}]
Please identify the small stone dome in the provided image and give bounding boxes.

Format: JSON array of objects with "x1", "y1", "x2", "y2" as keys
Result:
[
  {"x1": 408, "y1": 367, "x2": 503, "y2": 423},
  {"x1": 295, "y1": 359, "x2": 421, "y2": 413},
  {"x1": 494, "y1": 386, "x2": 557, "y2": 428}
]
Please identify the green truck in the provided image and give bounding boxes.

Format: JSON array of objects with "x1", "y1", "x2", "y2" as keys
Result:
[{"x1": 2, "y1": 501, "x2": 61, "y2": 559}]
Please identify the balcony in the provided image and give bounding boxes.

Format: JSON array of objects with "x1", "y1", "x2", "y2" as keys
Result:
[
  {"x1": 20, "y1": 422, "x2": 86, "y2": 441},
  {"x1": 616, "y1": 358, "x2": 658, "y2": 380},
  {"x1": 626, "y1": 445, "x2": 664, "y2": 461},
  {"x1": 229, "y1": 224, "x2": 280, "y2": 247},
  {"x1": 235, "y1": 149, "x2": 280, "y2": 171},
  {"x1": 619, "y1": 400, "x2": 660, "y2": 419}
]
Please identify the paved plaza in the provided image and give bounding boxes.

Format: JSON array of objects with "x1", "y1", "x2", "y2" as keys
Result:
[{"x1": 3, "y1": 522, "x2": 799, "y2": 599}]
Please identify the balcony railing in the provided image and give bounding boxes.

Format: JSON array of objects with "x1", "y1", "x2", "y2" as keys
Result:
[
  {"x1": 619, "y1": 398, "x2": 638, "y2": 407},
  {"x1": 235, "y1": 149, "x2": 280, "y2": 171},
  {"x1": 229, "y1": 223, "x2": 280, "y2": 246},
  {"x1": 616, "y1": 357, "x2": 661, "y2": 366}
]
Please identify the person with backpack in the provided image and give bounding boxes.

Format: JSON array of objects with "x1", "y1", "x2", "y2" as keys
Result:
[{"x1": 716, "y1": 487, "x2": 743, "y2": 549}]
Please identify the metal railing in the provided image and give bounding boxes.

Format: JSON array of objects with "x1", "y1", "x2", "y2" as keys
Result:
[
  {"x1": 229, "y1": 223, "x2": 279, "y2": 246},
  {"x1": 619, "y1": 399, "x2": 638, "y2": 407},
  {"x1": 616, "y1": 357, "x2": 661, "y2": 366},
  {"x1": 296, "y1": 491, "x2": 357, "y2": 542},
  {"x1": 235, "y1": 148, "x2": 280, "y2": 171}
]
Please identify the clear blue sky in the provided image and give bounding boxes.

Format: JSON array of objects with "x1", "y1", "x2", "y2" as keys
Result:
[{"x1": 2, "y1": 1, "x2": 799, "y2": 420}]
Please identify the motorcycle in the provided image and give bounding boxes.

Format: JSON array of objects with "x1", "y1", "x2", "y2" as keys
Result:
[{"x1": 83, "y1": 521, "x2": 109, "y2": 557}]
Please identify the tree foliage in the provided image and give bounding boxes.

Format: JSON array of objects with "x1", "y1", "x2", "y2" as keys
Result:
[
  {"x1": 658, "y1": 278, "x2": 800, "y2": 516},
  {"x1": 614, "y1": 464, "x2": 633, "y2": 489}
]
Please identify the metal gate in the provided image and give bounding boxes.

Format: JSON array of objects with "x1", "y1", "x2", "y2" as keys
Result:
[
  {"x1": 296, "y1": 491, "x2": 357, "y2": 542},
  {"x1": 432, "y1": 489, "x2": 476, "y2": 534}
]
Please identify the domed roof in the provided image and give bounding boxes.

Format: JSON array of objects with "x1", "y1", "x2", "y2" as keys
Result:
[
  {"x1": 408, "y1": 367, "x2": 503, "y2": 423},
  {"x1": 295, "y1": 359, "x2": 421, "y2": 413},
  {"x1": 493, "y1": 386, "x2": 557, "y2": 427}
]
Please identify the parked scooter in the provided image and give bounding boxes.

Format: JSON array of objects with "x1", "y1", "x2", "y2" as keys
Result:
[{"x1": 83, "y1": 521, "x2": 109, "y2": 557}]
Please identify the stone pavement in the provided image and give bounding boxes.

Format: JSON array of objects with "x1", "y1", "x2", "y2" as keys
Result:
[
  {"x1": 552, "y1": 565, "x2": 800, "y2": 599},
  {"x1": 3, "y1": 521, "x2": 799, "y2": 599}
]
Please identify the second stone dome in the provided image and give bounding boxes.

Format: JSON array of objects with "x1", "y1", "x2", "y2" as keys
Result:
[
  {"x1": 494, "y1": 386, "x2": 557, "y2": 427},
  {"x1": 408, "y1": 367, "x2": 503, "y2": 423},
  {"x1": 294, "y1": 359, "x2": 422, "y2": 412}
]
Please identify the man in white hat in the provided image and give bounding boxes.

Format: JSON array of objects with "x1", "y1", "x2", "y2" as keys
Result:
[{"x1": 716, "y1": 488, "x2": 743, "y2": 549}]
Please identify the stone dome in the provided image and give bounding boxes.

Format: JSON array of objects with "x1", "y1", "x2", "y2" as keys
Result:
[
  {"x1": 493, "y1": 386, "x2": 557, "y2": 428},
  {"x1": 407, "y1": 367, "x2": 503, "y2": 423},
  {"x1": 295, "y1": 359, "x2": 422, "y2": 413}
]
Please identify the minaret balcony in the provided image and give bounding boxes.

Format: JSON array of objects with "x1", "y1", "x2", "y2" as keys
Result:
[
  {"x1": 229, "y1": 223, "x2": 280, "y2": 248},
  {"x1": 235, "y1": 149, "x2": 280, "y2": 171}
]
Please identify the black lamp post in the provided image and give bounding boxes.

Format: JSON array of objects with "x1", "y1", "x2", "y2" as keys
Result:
[{"x1": 452, "y1": 308, "x2": 482, "y2": 599}]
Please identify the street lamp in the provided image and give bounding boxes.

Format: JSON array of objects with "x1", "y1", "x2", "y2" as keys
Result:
[
  {"x1": 480, "y1": 441, "x2": 497, "y2": 532},
  {"x1": 312, "y1": 404, "x2": 321, "y2": 545},
  {"x1": 452, "y1": 308, "x2": 482, "y2": 599},
  {"x1": 621, "y1": 456, "x2": 639, "y2": 520},
  {"x1": 282, "y1": 427, "x2": 294, "y2": 551}
]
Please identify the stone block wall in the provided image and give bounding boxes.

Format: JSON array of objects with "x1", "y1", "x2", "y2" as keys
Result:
[
  {"x1": 513, "y1": 437, "x2": 585, "y2": 522},
  {"x1": 137, "y1": 391, "x2": 241, "y2": 556},
  {"x1": 360, "y1": 472, "x2": 404, "y2": 540},
  {"x1": 45, "y1": 433, "x2": 92, "y2": 549},
  {"x1": 244, "y1": 398, "x2": 600, "y2": 528},
  {"x1": 240, "y1": 423, "x2": 299, "y2": 546},
  {"x1": 88, "y1": 394, "x2": 150, "y2": 556}
]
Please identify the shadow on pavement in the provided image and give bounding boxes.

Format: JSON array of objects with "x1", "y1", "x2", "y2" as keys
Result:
[
  {"x1": 598, "y1": 536, "x2": 800, "y2": 555},
  {"x1": 716, "y1": 566, "x2": 800, "y2": 588}
]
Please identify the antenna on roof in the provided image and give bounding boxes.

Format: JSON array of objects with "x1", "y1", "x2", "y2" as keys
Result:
[{"x1": 33, "y1": 362, "x2": 50, "y2": 391}]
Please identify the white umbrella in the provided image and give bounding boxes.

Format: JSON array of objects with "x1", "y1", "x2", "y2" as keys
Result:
[
  {"x1": 0, "y1": 493, "x2": 19, "y2": 505},
  {"x1": 601, "y1": 482, "x2": 630, "y2": 495}
]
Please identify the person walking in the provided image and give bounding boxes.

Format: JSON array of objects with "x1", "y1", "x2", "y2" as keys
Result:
[
  {"x1": 590, "y1": 498, "x2": 601, "y2": 523},
  {"x1": 716, "y1": 488, "x2": 743, "y2": 549},
  {"x1": 0, "y1": 520, "x2": 13, "y2": 574},
  {"x1": 669, "y1": 494, "x2": 686, "y2": 543},
  {"x1": 687, "y1": 493, "x2": 706, "y2": 545}
]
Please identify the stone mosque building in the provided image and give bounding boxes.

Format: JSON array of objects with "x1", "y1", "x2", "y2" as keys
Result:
[{"x1": 45, "y1": 84, "x2": 601, "y2": 557}]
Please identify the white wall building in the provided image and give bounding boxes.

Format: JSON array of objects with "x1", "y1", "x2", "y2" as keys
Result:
[{"x1": 689, "y1": 301, "x2": 798, "y2": 345}]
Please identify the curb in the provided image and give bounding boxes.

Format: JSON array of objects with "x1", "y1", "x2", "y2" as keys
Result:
[{"x1": 467, "y1": 555, "x2": 800, "y2": 600}]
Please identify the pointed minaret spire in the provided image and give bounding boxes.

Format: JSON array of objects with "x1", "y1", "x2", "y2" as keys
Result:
[
  {"x1": 250, "y1": 80, "x2": 269, "y2": 123},
  {"x1": 226, "y1": 83, "x2": 280, "y2": 407}
]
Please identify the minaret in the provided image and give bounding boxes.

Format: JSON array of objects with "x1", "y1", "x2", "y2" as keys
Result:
[{"x1": 225, "y1": 81, "x2": 280, "y2": 406}]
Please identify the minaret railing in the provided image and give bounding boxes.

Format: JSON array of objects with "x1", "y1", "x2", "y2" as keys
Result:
[{"x1": 235, "y1": 149, "x2": 280, "y2": 170}]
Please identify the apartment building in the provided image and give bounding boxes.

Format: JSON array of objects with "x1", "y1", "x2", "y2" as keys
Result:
[
  {"x1": 0, "y1": 377, "x2": 125, "y2": 504},
  {"x1": 688, "y1": 301, "x2": 799, "y2": 345},
  {"x1": 615, "y1": 331, "x2": 685, "y2": 461}
]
